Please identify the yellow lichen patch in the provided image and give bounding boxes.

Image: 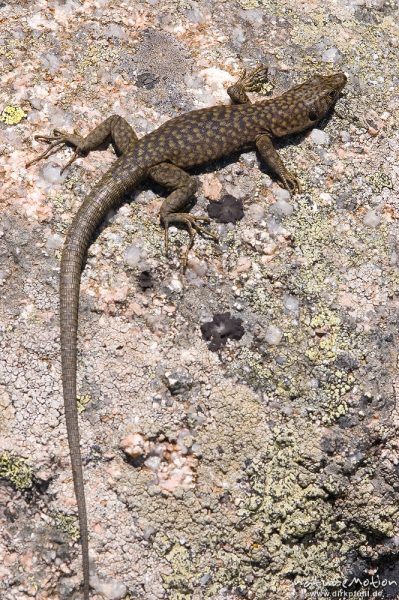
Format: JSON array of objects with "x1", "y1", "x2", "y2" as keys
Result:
[
  {"x1": 368, "y1": 171, "x2": 393, "y2": 193},
  {"x1": 77, "y1": 394, "x2": 92, "y2": 413},
  {"x1": 306, "y1": 306, "x2": 342, "y2": 364},
  {"x1": 163, "y1": 544, "x2": 193, "y2": 597},
  {"x1": 0, "y1": 452, "x2": 32, "y2": 490},
  {"x1": 0, "y1": 105, "x2": 27, "y2": 125},
  {"x1": 78, "y1": 42, "x2": 118, "y2": 76},
  {"x1": 52, "y1": 511, "x2": 80, "y2": 541},
  {"x1": 239, "y1": 0, "x2": 261, "y2": 7}
]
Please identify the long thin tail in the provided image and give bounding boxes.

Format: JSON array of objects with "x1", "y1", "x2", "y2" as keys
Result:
[{"x1": 60, "y1": 162, "x2": 146, "y2": 599}]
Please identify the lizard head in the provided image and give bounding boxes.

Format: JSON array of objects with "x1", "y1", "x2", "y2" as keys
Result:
[
  {"x1": 303, "y1": 72, "x2": 347, "y2": 123},
  {"x1": 270, "y1": 71, "x2": 347, "y2": 136}
]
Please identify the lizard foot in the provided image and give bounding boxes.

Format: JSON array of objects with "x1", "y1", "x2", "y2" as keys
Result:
[
  {"x1": 238, "y1": 65, "x2": 269, "y2": 93},
  {"x1": 26, "y1": 129, "x2": 84, "y2": 172},
  {"x1": 280, "y1": 172, "x2": 302, "y2": 195},
  {"x1": 163, "y1": 214, "x2": 218, "y2": 270}
]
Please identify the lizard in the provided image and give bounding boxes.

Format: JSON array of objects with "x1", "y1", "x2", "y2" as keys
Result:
[{"x1": 26, "y1": 65, "x2": 347, "y2": 599}]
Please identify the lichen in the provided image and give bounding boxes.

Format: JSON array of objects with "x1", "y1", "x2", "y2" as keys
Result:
[
  {"x1": 233, "y1": 298, "x2": 357, "y2": 424},
  {"x1": 162, "y1": 544, "x2": 193, "y2": 597},
  {"x1": 77, "y1": 41, "x2": 119, "y2": 83},
  {"x1": 52, "y1": 511, "x2": 80, "y2": 542},
  {"x1": 368, "y1": 171, "x2": 393, "y2": 193},
  {"x1": 0, "y1": 452, "x2": 32, "y2": 490},
  {"x1": 0, "y1": 105, "x2": 26, "y2": 125},
  {"x1": 239, "y1": 0, "x2": 261, "y2": 8},
  {"x1": 77, "y1": 394, "x2": 92, "y2": 413}
]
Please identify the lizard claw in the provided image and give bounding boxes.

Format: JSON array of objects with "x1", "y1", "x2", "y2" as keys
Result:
[
  {"x1": 26, "y1": 129, "x2": 84, "y2": 172},
  {"x1": 26, "y1": 137, "x2": 68, "y2": 167},
  {"x1": 60, "y1": 150, "x2": 79, "y2": 175},
  {"x1": 162, "y1": 213, "x2": 218, "y2": 270},
  {"x1": 281, "y1": 172, "x2": 302, "y2": 195},
  {"x1": 239, "y1": 64, "x2": 269, "y2": 93}
]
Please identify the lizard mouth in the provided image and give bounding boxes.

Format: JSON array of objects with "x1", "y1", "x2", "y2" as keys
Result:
[{"x1": 335, "y1": 71, "x2": 348, "y2": 93}]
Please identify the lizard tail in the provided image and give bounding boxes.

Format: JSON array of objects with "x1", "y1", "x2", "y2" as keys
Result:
[{"x1": 60, "y1": 162, "x2": 146, "y2": 599}]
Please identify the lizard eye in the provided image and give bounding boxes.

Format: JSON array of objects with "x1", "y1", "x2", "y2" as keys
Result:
[
  {"x1": 308, "y1": 109, "x2": 318, "y2": 121},
  {"x1": 328, "y1": 90, "x2": 337, "y2": 100}
]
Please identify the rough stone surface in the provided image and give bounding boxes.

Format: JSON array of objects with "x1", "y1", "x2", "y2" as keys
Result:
[{"x1": 1, "y1": 1, "x2": 398, "y2": 599}]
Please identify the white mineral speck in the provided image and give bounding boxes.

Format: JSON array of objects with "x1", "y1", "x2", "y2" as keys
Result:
[
  {"x1": 27, "y1": 110, "x2": 42, "y2": 124},
  {"x1": 262, "y1": 240, "x2": 277, "y2": 255},
  {"x1": 363, "y1": 210, "x2": 380, "y2": 227},
  {"x1": 241, "y1": 151, "x2": 256, "y2": 166},
  {"x1": 143, "y1": 526, "x2": 156, "y2": 540},
  {"x1": 41, "y1": 163, "x2": 65, "y2": 184},
  {"x1": 283, "y1": 293, "x2": 299, "y2": 313},
  {"x1": 124, "y1": 245, "x2": 141, "y2": 267},
  {"x1": 322, "y1": 47, "x2": 342, "y2": 63},
  {"x1": 265, "y1": 325, "x2": 283, "y2": 345},
  {"x1": 261, "y1": 173, "x2": 273, "y2": 187},
  {"x1": 247, "y1": 203, "x2": 265, "y2": 222},
  {"x1": 186, "y1": 258, "x2": 208, "y2": 277},
  {"x1": 29, "y1": 96, "x2": 44, "y2": 110},
  {"x1": 27, "y1": 13, "x2": 46, "y2": 29},
  {"x1": 269, "y1": 199, "x2": 294, "y2": 217},
  {"x1": 240, "y1": 8, "x2": 264, "y2": 27},
  {"x1": 309, "y1": 378, "x2": 319, "y2": 389},
  {"x1": 199, "y1": 67, "x2": 234, "y2": 93},
  {"x1": 267, "y1": 217, "x2": 285, "y2": 236},
  {"x1": 41, "y1": 53, "x2": 60, "y2": 73},
  {"x1": 273, "y1": 187, "x2": 291, "y2": 202},
  {"x1": 47, "y1": 107, "x2": 73, "y2": 129},
  {"x1": 184, "y1": 74, "x2": 203, "y2": 90},
  {"x1": 177, "y1": 431, "x2": 193, "y2": 451},
  {"x1": 341, "y1": 131, "x2": 351, "y2": 143},
  {"x1": 144, "y1": 456, "x2": 161, "y2": 471},
  {"x1": 105, "y1": 24, "x2": 126, "y2": 39},
  {"x1": 236, "y1": 256, "x2": 252, "y2": 272},
  {"x1": 232, "y1": 25, "x2": 246, "y2": 48},
  {"x1": 191, "y1": 443, "x2": 202, "y2": 457},
  {"x1": 310, "y1": 129, "x2": 330, "y2": 146},
  {"x1": 166, "y1": 277, "x2": 183, "y2": 293},
  {"x1": 46, "y1": 234, "x2": 63, "y2": 250},
  {"x1": 90, "y1": 575, "x2": 128, "y2": 600},
  {"x1": 319, "y1": 192, "x2": 333, "y2": 204},
  {"x1": 186, "y1": 5, "x2": 206, "y2": 23}
]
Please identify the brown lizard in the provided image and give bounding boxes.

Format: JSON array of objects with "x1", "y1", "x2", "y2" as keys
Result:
[{"x1": 27, "y1": 65, "x2": 347, "y2": 599}]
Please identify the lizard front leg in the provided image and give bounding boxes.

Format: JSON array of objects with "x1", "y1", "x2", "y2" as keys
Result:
[
  {"x1": 149, "y1": 162, "x2": 217, "y2": 269},
  {"x1": 256, "y1": 134, "x2": 301, "y2": 194},
  {"x1": 227, "y1": 65, "x2": 269, "y2": 104},
  {"x1": 26, "y1": 114, "x2": 138, "y2": 172}
]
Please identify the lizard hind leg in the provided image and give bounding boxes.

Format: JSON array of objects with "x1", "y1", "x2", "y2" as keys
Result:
[
  {"x1": 150, "y1": 162, "x2": 218, "y2": 270},
  {"x1": 26, "y1": 115, "x2": 139, "y2": 172}
]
